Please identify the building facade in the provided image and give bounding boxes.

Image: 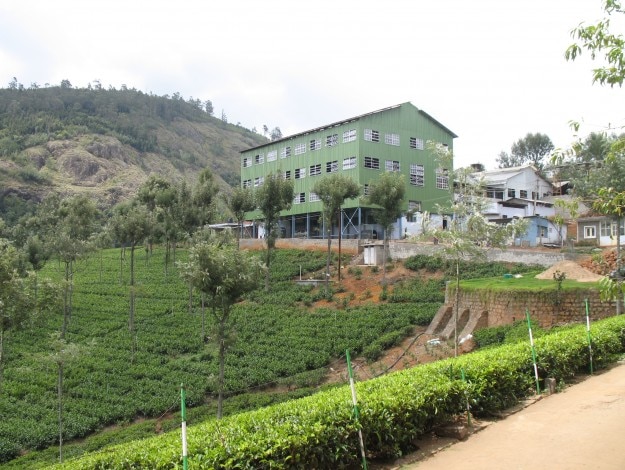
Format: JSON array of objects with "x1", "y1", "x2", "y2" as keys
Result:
[{"x1": 240, "y1": 102, "x2": 457, "y2": 239}]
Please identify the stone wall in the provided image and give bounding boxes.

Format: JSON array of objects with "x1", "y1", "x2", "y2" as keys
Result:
[{"x1": 451, "y1": 288, "x2": 615, "y2": 329}]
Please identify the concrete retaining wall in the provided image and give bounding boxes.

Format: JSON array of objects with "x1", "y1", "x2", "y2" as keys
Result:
[{"x1": 240, "y1": 238, "x2": 572, "y2": 267}]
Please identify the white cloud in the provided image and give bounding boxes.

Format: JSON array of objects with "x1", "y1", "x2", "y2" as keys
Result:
[{"x1": 0, "y1": 0, "x2": 623, "y2": 169}]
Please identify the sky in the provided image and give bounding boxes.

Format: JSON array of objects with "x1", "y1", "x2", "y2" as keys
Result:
[{"x1": 0, "y1": 0, "x2": 623, "y2": 170}]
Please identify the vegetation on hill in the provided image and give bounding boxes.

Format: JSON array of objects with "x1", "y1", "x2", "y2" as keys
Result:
[{"x1": 0, "y1": 82, "x2": 268, "y2": 223}]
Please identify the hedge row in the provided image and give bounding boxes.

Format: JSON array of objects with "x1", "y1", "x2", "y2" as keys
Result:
[{"x1": 52, "y1": 315, "x2": 625, "y2": 469}]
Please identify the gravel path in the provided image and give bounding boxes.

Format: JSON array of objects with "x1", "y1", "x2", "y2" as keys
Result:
[{"x1": 402, "y1": 361, "x2": 625, "y2": 469}]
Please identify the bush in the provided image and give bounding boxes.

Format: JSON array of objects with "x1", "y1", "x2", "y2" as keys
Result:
[{"x1": 50, "y1": 315, "x2": 625, "y2": 469}]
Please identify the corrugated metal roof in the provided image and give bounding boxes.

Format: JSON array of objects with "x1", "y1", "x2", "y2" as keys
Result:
[{"x1": 241, "y1": 102, "x2": 457, "y2": 152}]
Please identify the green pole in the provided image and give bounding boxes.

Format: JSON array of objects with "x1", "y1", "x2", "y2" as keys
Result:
[
  {"x1": 525, "y1": 309, "x2": 540, "y2": 394},
  {"x1": 346, "y1": 350, "x2": 368, "y2": 470},
  {"x1": 585, "y1": 299, "x2": 594, "y2": 375},
  {"x1": 181, "y1": 383, "x2": 188, "y2": 470}
]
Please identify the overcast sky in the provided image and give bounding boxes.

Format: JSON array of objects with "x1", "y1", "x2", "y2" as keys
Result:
[{"x1": 1, "y1": 0, "x2": 623, "y2": 169}]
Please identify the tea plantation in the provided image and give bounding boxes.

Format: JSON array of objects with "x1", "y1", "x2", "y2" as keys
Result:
[{"x1": 0, "y1": 247, "x2": 440, "y2": 466}]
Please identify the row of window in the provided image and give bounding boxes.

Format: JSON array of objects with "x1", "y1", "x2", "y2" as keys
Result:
[
  {"x1": 485, "y1": 188, "x2": 548, "y2": 200},
  {"x1": 242, "y1": 159, "x2": 449, "y2": 189},
  {"x1": 242, "y1": 130, "x2": 427, "y2": 167},
  {"x1": 584, "y1": 221, "x2": 625, "y2": 239}
]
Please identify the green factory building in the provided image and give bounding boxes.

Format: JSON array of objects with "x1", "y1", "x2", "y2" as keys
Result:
[{"x1": 240, "y1": 102, "x2": 457, "y2": 239}]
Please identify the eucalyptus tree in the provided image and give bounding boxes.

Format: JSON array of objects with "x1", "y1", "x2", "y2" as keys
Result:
[
  {"x1": 179, "y1": 236, "x2": 264, "y2": 418},
  {"x1": 497, "y1": 133, "x2": 554, "y2": 169},
  {"x1": 42, "y1": 195, "x2": 99, "y2": 338},
  {"x1": 364, "y1": 171, "x2": 405, "y2": 284},
  {"x1": 109, "y1": 201, "x2": 153, "y2": 355},
  {"x1": 312, "y1": 174, "x2": 360, "y2": 291},
  {"x1": 193, "y1": 168, "x2": 219, "y2": 230},
  {"x1": 223, "y1": 186, "x2": 255, "y2": 249},
  {"x1": 138, "y1": 176, "x2": 177, "y2": 271},
  {"x1": 428, "y1": 143, "x2": 528, "y2": 355},
  {"x1": 255, "y1": 172, "x2": 294, "y2": 290}
]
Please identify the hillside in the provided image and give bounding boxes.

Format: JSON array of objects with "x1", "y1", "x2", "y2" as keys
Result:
[{"x1": 0, "y1": 84, "x2": 268, "y2": 222}]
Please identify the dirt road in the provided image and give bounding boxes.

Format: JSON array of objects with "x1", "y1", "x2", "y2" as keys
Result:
[{"x1": 403, "y1": 361, "x2": 625, "y2": 469}]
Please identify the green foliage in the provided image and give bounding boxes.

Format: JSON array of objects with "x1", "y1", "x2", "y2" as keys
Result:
[
  {"x1": 47, "y1": 315, "x2": 625, "y2": 469},
  {"x1": 404, "y1": 254, "x2": 542, "y2": 280},
  {"x1": 0, "y1": 247, "x2": 434, "y2": 465},
  {"x1": 388, "y1": 278, "x2": 445, "y2": 303},
  {"x1": 473, "y1": 320, "x2": 545, "y2": 348}
]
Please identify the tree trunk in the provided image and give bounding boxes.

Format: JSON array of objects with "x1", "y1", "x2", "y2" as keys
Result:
[
  {"x1": 201, "y1": 293, "x2": 206, "y2": 342},
  {"x1": 119, "y1": 247, "x2": 124, "y2": 284},
  {"x1": 454, "y1": 260, "x2": 460, "y2": 357},
  {"x1": 58, "y1": 361, "x2": 64, "y2": 463},
  {"x1": 188, "y1": 283, "x2": 193, "y2": 314},
  {"x1": 617, "y1": 216, "x2": 622, "y2": 315},
  {"x1": 0, "y1": 327, "x2": 4, "y2": 393},
  {"x1": 325, "y1": 216, "x2": 332, "y2": 293},
  {"x1": 62, "y1": 262, "x2": 70, "y2": 339},
  {"x1": 129, "y1": 243, "x2": 135, "y2": 333},
  {"x1": 265, "y1": 232, "x2": 272, "y2": 292},
  {"x1": 338, "y1": 210, "x2": 342, "y2": 282}
]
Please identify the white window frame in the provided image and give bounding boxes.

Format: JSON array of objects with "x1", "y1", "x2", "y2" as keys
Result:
[
  {"x1": 343, "y1": 156, "x2": 357, "y2": 170},
  {"x1": 310, "y1": 139, "x2": 321, "y2": 151},
  {"x1": 280, "y1": 146, "x2": 291, "y2": 158},
  {"x1": 363, "y1": 184, "x2": 370, "y2": 196},
  {"x1": 343, "y1": 129, "x2": 357, "y2": 143},
  {"x1": 364, "y1": 129, "x2": 379, "y2": 143},
  {"x1": 242, "y1": 179, "x2": 252, "y2": 188},
  {"x1": 364, "y1": 156, "x2": 380, "y2": 169},
  {"x1": 309, "y1": 192, "x2": 320, "y2": 202},
  {"x1": 284, "y1": 170, "x2": 291, "y2": 180},
  {"x1": 310, "y1": 164, "x2": 321, "y2": 176},
  {"x1": 294, "y1": 142, "x2": 306, "y2": 155},
  {"x1": 326, "y1": 160, "x2": 338, "y2": 173},
  {"x1": 255, "y1": 153, "x2": 264, "y2": 165},
  {"x1": 267, "y1": 150, "x2": 277, "y2": 162},
  {"x1": 410, "y1": 164, "x2": 424, "y2": 186},
  {"x1": 295, "y1": 167, "x2": 306, "y2": 179},
  {"x1": 242, "y1": 157, "x2": 252, "y2": 168},
  {"x1": 384, "y1": 133, "x2": 400, "y2": 146},
  {"x1": 409, "y1": 137, "x2": 424, "y2": 150},
  {"x1": 584, "y1": 225, "x2": 596, "y2": 239},
  {"x1": 293, "y1": 192, "x2": 305, "y2": 204},
  {"x1": 254, "y1": 176, "x2": 264, "y2": 187},
  {"x1": 326, "y1": 134, "x2": 338, "y2": 147},
  {"x1": 385, "y1": 160, "x2": 400, "y2": 172},
  {"x1": 436, "y1": 168, "x2": 449, "y2": 189}
]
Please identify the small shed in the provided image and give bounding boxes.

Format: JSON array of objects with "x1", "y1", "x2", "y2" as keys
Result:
[{"x1": 363, "y1": 243, "x2": 384, "y2": 266}]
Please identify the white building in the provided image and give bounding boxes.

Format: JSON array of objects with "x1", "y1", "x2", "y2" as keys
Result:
[{"x1": 472, "y1": 165, "x2": 556, "y2": 221}]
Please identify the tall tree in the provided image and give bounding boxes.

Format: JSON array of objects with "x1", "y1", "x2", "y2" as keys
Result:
[
  {"x1": 109, "y1": 202, "x2": 152, "y2": 356},
  {"x1": 193, "y1": 168, "x2": 219, "y2": 230},
  {"x1": 43, "y1": 195, "x2": 99, "y2": 338},
  {"x1": 495, "y1": 150, "x2": 524, "y2": 168},
  {"x1": 270, "y1": 127, "x2": 283, "y2": 141},
  {"x1": 179, "y1": 237, "x2": 263, "y2": 418},
  {"x1": 223, "y1": 186, "x2": 255, "y2": 249},
  {"x1": 255, "y1": 173, "x2": 294, "y2": 290},
  {"x1": 498, "y1": 133, "x2": 554, "y2": 169},
  {"x1": 312, "y1": 174, "x2": 360, "y2": 291},
  {"x1": 364, "y1": 171, "x2": 405, "y2": 284}
]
